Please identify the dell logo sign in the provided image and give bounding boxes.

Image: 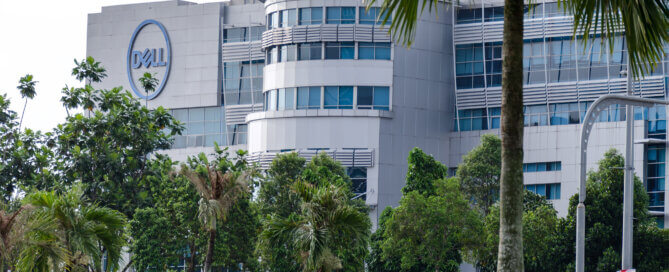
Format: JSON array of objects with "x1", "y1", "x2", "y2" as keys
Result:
[
  {"x1": 127, "y1": 19, "x2": 171, "y2": 100},
  {"x1": 131, "y1": 48, "x2": 168, "y2": 69}
]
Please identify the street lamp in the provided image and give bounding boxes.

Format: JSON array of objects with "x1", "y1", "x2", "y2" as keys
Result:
[{"x1": 576, "y1": 92, "x2": 669, "y2": 272}]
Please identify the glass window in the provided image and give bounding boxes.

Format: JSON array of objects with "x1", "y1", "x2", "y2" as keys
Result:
[
  {"x1": 325, "y1": 42, "x2": 355, "y2": 59},
  {"x1": 227, "y1": 124, "x2": 247, "y2": 145},
  {"x1": 544, "y1": 2, "x2": 568, "y2": 17},
  {"x1": 324, "y1": 86, "x2": 353, "y2": 109},
  {"x1": 277, "y1": 88, "x2": 295, "y2": 110},
  {"x1": 359, "y1": 7, "x2": 391, "y2": 25},
  {"x1": 299, "y1": 7, "x2": 323, "y2": 25},
  {"x1": 524, "y1": 104, "x2": 548, "y2": 126},
  {"x1": 297, "y1": 86, "x2": 322, "y2": 109},
  {"x1": 456, "y1": 43, "x2": 485, "y2": 89},
  {"x1": 348, "y1": 167, "x2": 367, "y2": 200},
  {"x1": 456, "y1": 8, "x2": 482, "y2": 24},
  {"x1": 577, "y1": 37, "x2": 608, "y2": 80},
  {"x1": 523, "y1": 39, "x2": 546, "y2": 85},
  {"x1": 267, "y1": 12, "x2": 278, "y2": 29},
  {"x1": 267, "y1": 47, "x2": 277, "y2": 64},
  {"x1": 485, "y1": 42, "x2": 503, "y2": 87},
  {"x1": 458, "y1": 108, "x2": 488, "y2": 131},
  {"x1": 280, "y1": 9, "x2": 297, "y2": 27},
  {"x1": 298, "y1": 42, "x2": 322, "y2": 60},
  {"x1": 171, "y1": 107, "x2": 227, "y2": 148},
  {"x1": 250, "y1": 26, "x2": 264, "y2": 41},
  {"x1": 279, "y1": 44, "x2": 297, "y2": 62},
  {"x1": 357, "y1": 86, "x2": 373, "y2": 109},
  {"x1": 223, "y1": 60, "x2": 264, "y2": 106},
  {"x1": 549, "y1": 103, "x2": 580, "y2": 125},
  {"x1": 547, "y1": 37, "x2": 577, "y2": 83},
  {"x1": 648, "y1": 105, "x2": 667, "y2": 139},
  {"x1": 373, "y1": 87, "x2": 390, "y2": 110},
  {"x1": 326, "y1": 7, "x2": 355, "y2": 24},
  {"x1": 609, "y1": 36, "x2": 628, "y2": 79},
  {"x1": 484, "y1": 6, "x2": 504, "y2": 22},
  {"x1": 359, "y1": 42, "x2": 391, "y2": 60},
  {"x1": 223, "y1": 27, "x2": 247, "y2": 43},
  {"x1": 489, "y1": 107, "x2": 501, "y2": 129},
  {"x1": 357, "y1": 86, "x2": 390, "y2": 110},
  {"x1": 524, "y1": 3, "x2": 542, "y2": 19}
]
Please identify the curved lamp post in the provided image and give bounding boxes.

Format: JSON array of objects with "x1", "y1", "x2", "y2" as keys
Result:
[{"x1": 576, "y1": 93, "x2": 669, "y2": 272}]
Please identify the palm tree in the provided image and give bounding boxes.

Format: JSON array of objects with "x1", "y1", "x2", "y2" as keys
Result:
[
  {"x1": 368, "y1": 0, "x2": 668, "y2": 270},
  {"x1": 0, "y1": 202, "x2": 30, "y2": 270},
  {"x1": 16, "y1": 74, "x2": 36, "y2": 131},
  {"x1": 24, "y1": 187, "x2": 126, "y2": 272},
  {"x1": 181, "y1": 150, "x2": 252, "y2": 272},
  {"x1": 261, "y1": 181, "x2": 371, "y2": 272}
]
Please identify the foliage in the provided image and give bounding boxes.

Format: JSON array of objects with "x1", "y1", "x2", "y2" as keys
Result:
[
  {"x1": 402, "y1": 147, "x2": 447, "y2": 196},
  {"x1": 261, "y1": 180, "x2": 371, "y2": 272},
  {"x1": 557, "y1": 149, "x2": 669, "y2": 271},
  {"x1": 129, "y1": 155, "x2": 201, "y2": 272},
  {"x1": 380, "y1": 178, "x2": 482, "y2": 272},
  {"x1": 138, "y1": 72, "x2": 159, "y2": 94},
  {"x1": 72, "y1": 57, "x2": 107, "y2": 83},
  {"x1": 474, "y1": 191, "x2": 560, "y2": 272},
  {"x1": 457, "y1": 134, "x2": 502, "y2": 215},
  {"x1": 259, "y1": 153, "x2": 370, "y2": 272},
  {"x1": 23, "y1": 186, "x2": 127, "y2": 271},
  {"x1": 0, "y1": 94, "x2": 58, "y2": 200},
  {"x1": 54, "y1": 58, "x2": 183, "y2": 217},
  {"x1": 364, "y1": 0, "x2": 441, "y2": 46},
  {"x1": 255, "y1": 153, "x2": 305, "y2": 272},
  {"x1": 181, "y1": 146, "x2": 253, "y2": 272},
  {"x1": 367, "y1": 207, "x2": 400, "y2": 272}
]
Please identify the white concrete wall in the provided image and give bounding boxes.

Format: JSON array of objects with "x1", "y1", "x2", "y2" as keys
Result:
[
  {"x1": 448, "y1": 121, "x2": 648, "y2": 217},
  {"x1": 87, "y1": 1, "x2": 223, "y2": 109}
]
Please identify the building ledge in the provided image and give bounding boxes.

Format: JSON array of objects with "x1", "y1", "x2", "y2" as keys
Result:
[{"x1": 246, "y1": 109, "x2": 394, "y2": 123}]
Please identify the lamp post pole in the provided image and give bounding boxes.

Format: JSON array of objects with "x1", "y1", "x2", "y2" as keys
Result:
[
  {"x1": 575, "y1": 94, "x2": 666, "y2": 272},
  {"x1": 621, "y1": 63, "x2": 634, "y2": 270}
]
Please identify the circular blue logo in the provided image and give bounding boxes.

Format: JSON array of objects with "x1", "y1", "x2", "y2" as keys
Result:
[{"x1": 127, "y1": 19, "x2": 171, "y2": 100}]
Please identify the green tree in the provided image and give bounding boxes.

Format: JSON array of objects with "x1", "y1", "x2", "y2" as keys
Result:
[
  {"x1": 380, "y1": 177, "x2": 482, "y2": 272},
  {"x1": 259, "y1": 153, "x2": 370, "y2": 272},
  {"x1": 457, "y1": 134, "x2": 502, "y2": 215},
  {"x1": 367, "y1": 207, "x2": 400, "y2": 272},
  {"x1": 16, "y1": 74, "x2": 37, "y2": 131},
  {"x1": 24, "y1": 186, "x2": 126, "y2": 272},
  {"x1": 474, "y1": 191, "x2": 560, "y2": 272},
  {"x1": 551, "y1": 149, "x2": 669, "y2": 271},
  {"x1": 402, "y1": 148, "x2": 447, "y2": 196},
  {"x1": 0, "y1": 94, "x2": 58, "y2": 200},
  {"x1": 54, "y1": 58, "x2": 183, "y2": 217},
  {"x1": 181, "y1": 147, "x2": 252, "y2": 272},
  {"x1": 255, "y1": 153, "x2": 305, "y2": 272},
  {"x1": 129, "y1": 155, "x2": 201, "y2": 272},
  {"x1": 261, "y1": 180, "x2": 371, "y2": 272}
]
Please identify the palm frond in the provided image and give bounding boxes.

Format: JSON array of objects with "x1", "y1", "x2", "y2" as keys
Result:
[
  {"x1": 365, "y1": 0, "x2": 442, "y2": 47},
  {"x1": 562, "y1": 0, "x2": 669, "y2": 77}
]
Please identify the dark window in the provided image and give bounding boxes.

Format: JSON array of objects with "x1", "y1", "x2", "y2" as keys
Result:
[
  {"x1": 325, "y1": 42, "x2": 354, "y2": 59},
  {"x1": 298, "y1": 43, "x2": 322, "y2": 60},
  {"x1": 326, "y1": 7, "x2": 355, "y2": 24},
  {"x1": 359, "y1": 7, "x2": 391, "y2": 25},
  {"x1": 299, "y1": 7, "x2": 323, "y2": 25},
  {"x1": 456, "y1": 8, "x2": 482, "y2": 24}
]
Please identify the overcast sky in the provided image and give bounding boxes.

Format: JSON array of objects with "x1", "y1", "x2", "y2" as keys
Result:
[{"x1": 0, "y1": 0, "x2": 220, "y2": 132}]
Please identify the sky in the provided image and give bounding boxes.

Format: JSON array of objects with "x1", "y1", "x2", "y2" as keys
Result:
[{"x1": 0, "y1": 0, "x2": 220, "y2": 132}]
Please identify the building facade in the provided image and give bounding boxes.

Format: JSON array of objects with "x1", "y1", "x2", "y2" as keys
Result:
[{"x1": 86, "y1": 0, "x2": 667, "y2": 228}]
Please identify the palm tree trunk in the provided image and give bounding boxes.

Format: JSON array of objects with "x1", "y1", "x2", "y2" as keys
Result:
[
  {"x1": 497, "y1": 0, "x2": 525, "y2": 271},
  {"x1": 19, "y1": 99, "x2": 27, "y2": 130},
  {"x1": 204, "y1": 229, "x2": 216, "y2": 272}
]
